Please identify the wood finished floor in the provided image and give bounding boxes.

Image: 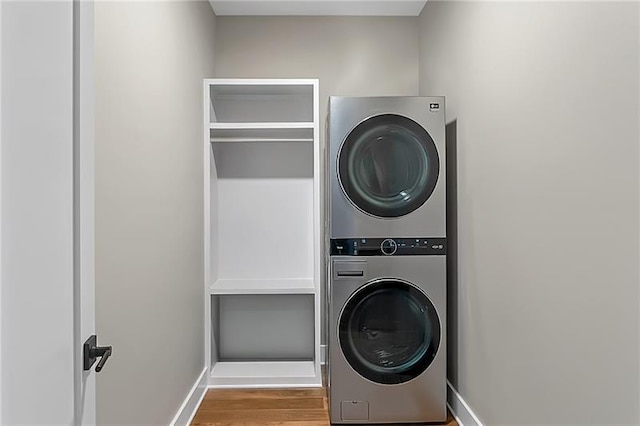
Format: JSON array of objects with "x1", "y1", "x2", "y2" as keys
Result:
[{"x1": 191, "y1": 387, "x2": 458, "y2": 426}]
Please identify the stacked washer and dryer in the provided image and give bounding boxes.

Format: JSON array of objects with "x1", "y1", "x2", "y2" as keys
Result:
[{"x1": 327, "y1": 97, "x2": 447, "y2": 424}]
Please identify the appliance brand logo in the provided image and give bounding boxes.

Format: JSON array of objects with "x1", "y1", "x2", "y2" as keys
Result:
[{"x1": 429, "y1": 103, "x2": 440, "y2": 112}]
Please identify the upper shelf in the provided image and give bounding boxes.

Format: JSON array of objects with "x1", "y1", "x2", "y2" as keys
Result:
[
  {"x1": 209, "y1": 122, "x2": 314, "y2": 130},
  {"x1": 208, "y1": 80, "x2": 315, "y2": 124},
  {"x1": 210, "y1": 278, "x2": 316, "y2": 295},
  {"x1": 209, "y1": 123, "x2": 314, "y2": 143}
]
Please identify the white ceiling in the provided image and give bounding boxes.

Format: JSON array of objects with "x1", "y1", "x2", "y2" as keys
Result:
[{"x1": 208, "y1": 1, "x2": 428, "y2": 16}]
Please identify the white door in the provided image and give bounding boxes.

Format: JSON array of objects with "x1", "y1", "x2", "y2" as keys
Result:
[{"x1": 0, "y1": 1, "x2": 99, "y2": 424}]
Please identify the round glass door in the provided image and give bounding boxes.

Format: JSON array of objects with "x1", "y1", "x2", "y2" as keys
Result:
[
  {"x1": 338, "y1": 114, "x2": 439, "y2": 218},
  {"x1": 338, "y1": 279, "x2": 441, "y2": 385}
]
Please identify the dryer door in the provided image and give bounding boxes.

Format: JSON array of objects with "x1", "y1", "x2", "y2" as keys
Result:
[
  {"x1": 338, "y1": 279, "x2": 441, "y2": 385},
  {"x1": 338, "y1": 114, "x2": 439, "y2": 218}
]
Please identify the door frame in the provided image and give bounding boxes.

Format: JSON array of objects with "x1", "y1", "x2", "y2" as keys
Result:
[
  {"x1": 0, "y1": 0, "x2": 4, "y2": 419},
  {"x1": 74, "y1": 0, "x2": 97, "y2": 423}
]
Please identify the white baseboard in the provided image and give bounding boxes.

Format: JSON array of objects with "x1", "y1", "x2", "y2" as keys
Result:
[
  {"x1": 321, "y1": 344, "x2": 327, "y2": 365},
  {"x1": 170, "y1": 366, "x2": 208, "y2": 426},
  {"x1": 447, "y1": 380, "x2": 483, "y2": 426}
]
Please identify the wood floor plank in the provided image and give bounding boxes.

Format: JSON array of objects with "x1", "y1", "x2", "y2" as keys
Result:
[
  {"x1": 193, "y1": 388, "x2": 327, "y2": 425},
  {"x1": 191, "y1": 387, "x2": 456, "y2": 426},
  {"x1": 194, "y1": 409, "x2": 328, "y2": 422},
  {"x1": 198, "y1": 398, "x2": 324, "y2": 412},
  {"x1": 205, "y1": 389, "x2": 326, "y2": 401},
  {"x1": 192, "y1": 422, "x2": 329, "y2": 426}
]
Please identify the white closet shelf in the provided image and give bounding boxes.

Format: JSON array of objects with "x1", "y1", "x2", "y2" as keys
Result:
[
  {"x1": 210, "y1": 278, "x2": 315, "y2": 295},
  {"x1": 207, "y1": 79, "x2": 316, "y2": 97},
  {"x1": 209, "y1": 122, "x2": 314, "y2": 129},
  {"x1": 209, "y1": 361, "x2": 321, "y2": 388},
  {"x1": 210, "y1": 124, "x2": 314, "y2": 143},
  {"x1": 210, "y1": 137, "x2": 313, "y2": 143}
]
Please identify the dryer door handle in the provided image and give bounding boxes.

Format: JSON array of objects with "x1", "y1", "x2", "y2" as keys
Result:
[{"x1": 337, "y1": 270, "x2": 364, "y2": 277}]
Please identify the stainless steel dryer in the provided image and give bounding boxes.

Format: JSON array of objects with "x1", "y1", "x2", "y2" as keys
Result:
[
  {"x1": 328, "y1": 244, "x2": 446, "y2": 424},
  {"x1": 328, "y1": 96, "x2": 445, "y2": 238}
]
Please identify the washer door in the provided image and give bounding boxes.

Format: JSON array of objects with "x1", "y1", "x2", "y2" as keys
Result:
[
  {"x1": 338, "y1": 279, "x2": 441, "y2": 385},
  {"x1": 338, "y1": 114, "x2": 440, "y2": 218}
]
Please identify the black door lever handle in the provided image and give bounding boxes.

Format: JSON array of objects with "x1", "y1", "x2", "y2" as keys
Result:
[
  {"x1": 91, "y1": 345, "x2": 112, "y2": 372},
  {"x1": 83, "y1": 335, "x2": 113, "y2": 373}
]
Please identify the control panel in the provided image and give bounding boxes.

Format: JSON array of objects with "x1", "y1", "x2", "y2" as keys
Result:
[{"x1": 330, "y1": 238, "x2": 446, "y2": 256}]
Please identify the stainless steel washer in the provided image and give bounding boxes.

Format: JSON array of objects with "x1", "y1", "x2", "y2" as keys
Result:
[
  {"x1": 328, "y1": 96, "x2": 445, "y2": 239},
  {"x1": 328, "y1": 249, "x2": 446, "y2": 424}
]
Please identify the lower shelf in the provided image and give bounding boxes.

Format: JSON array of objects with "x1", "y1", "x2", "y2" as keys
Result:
[{"x1": 209, "y1": 361, "x2": 322, "y2": 388}]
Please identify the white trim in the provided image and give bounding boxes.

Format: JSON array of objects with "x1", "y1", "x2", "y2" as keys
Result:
[
  {"x1": 637, "y1": 5, "x2": 640, "y2": 425},
  {"x1": 312, "y1": 79, "x2": 321, "y2": 383},
  {"x1": 209, "y1": 361, "x2": 322, "y2": 389},
  {"x1": 207, "y1": 1, "x2": 428, "y2": 17},
  {"x1": 209, "y1": 122, "x2": 314, "y2": 130},
  {"x1": 447, "y1": 402, "x2": 465, "y2": 426},
  {"x1": 211, "y1": 278, "x2": 315, "y2": 295},
  {"x1": 447, "y1": 380, "x2": 483, "y2": 426},
  {"x1": 204, "y1": 78, "x2": 318, "y2": 86},
  {"x1": 73, "y1": 2, "x2": 97, "y2": 422},
  {"x1": 0, "y1": 0, "x2": 3, "y2": 420},
  {"x1": 169, "y1": 367, "x2": 208, "y2": 426},
  {"x1": 210, "y1": 137, "x2": 313, "y2": 143},
  {"x1": 203, "y1": 79, "x2": 212, "y2": 378}
]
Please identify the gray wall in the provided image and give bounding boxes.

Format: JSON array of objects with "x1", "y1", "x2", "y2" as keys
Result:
[
  {"x1": 419, "y1": 2, "x2": 640, "y2": 425},
  {"x1": 214, "y1": 16, "x2": 419, "y2": 126},
  {"x1": 95, "y1": 2, "x2": 216, "y2": 424},
  {"x1": 214, "y1": 16, "x2": 419, "y2": 345}
]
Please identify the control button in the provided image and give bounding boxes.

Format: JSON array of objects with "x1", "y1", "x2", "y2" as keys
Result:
[{"x1": 381, "y1": 239, "x2": 398, "y2": 256}]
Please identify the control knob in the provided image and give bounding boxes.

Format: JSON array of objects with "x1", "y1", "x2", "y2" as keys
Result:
[{"x1": 380, "y1": 239, "x2": 397, "y2": 256}]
